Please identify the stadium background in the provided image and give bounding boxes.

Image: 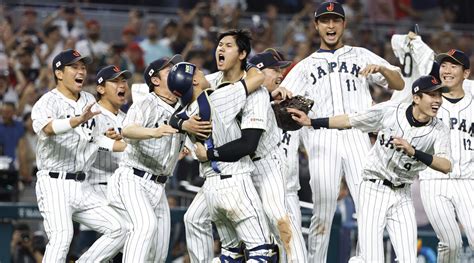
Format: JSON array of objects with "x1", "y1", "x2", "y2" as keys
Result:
[{"x1": 0, "y1": 0, "x2": 473, "y2": 262}]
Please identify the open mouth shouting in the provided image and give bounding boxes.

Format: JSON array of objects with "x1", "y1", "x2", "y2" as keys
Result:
[{"x1": 217, "y1": 53, "x2": 225, "y2": 68}]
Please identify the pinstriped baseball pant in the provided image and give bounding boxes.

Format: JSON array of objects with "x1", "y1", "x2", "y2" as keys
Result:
[
  {"x1": 420, "y1": 179, "x2": 474, "y2": 263},
  {"x1": 35, "y1": 172, "x2": 126, "y2": 262}
]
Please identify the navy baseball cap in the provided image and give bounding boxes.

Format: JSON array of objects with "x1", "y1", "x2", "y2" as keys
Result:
[
  {"x1": 144, "y1": 54, "x2": 183, "y2": 89},
  {"x1": 435, "y1": 49, "x2": 470, "y2": 69},
  {"x1": 249, "y1": 52, "x2": 291, "y2": 70},
  {"x1": 315, "y1": 1, "x2": 345, "y2": 20},
  {"x1": 167, "y1": 62, "x2": 196, "y2": 107},
  {"x1": 412, "y1": 75, "x2": 448, "y2": 95},
  {"x1": 52, "y1": 49, "x2": 92, "y2": 71},
  {"x1": 96, "y1": 65, "x2": 131, "y2": 86}
]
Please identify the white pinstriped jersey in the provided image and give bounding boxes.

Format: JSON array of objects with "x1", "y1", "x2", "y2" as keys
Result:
[
  {"x1": 88, "y1": 105, "x2": 126, "y2": 184},
  {"x1": 281, "y1": 46, "x2": 400, "y2": 117},
  {"x1": 31, "y1": 89, "x2": 100, "y2": 173},
  {"x1": 349, "y1": 102, "x2": 451, "y2": 185},
  {"x1": 121, "y1": 92, "x2": 186, "y2": 176},
  {"x1": 420, "y1": 91, "x2": 473, "y2": 180},
  {"x1": 280, "y1": 129, "x2": 301, "y2": 192},
  {"x1": 241, "y1": 87, "x2": 281, "y2": 158},
  {"x1": 390, "y1": 35, "x2": 435, "y2": 104},
  {"x1": 183, "y1": 81, "x2": 255, "y2": 178}
]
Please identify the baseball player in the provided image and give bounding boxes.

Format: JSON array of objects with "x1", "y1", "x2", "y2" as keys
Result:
[
  {"x1": 390, "y1": 29, "x2": 438, "y2": 104},
  {"x1": 89, "y1": 65, "x2": 131, "y2": 198},
  {"x1": 289, "y1": 75, "x2": 453, "y2": 262},
  {"x1": 261, "y1": 48, "x2": 304, "y2": 226},
  {"x1": 76, "y1": 65, "x2": 131, "y2": 251},
  {"x1": 419, "y1": 49, "x2": 474, "y2": 263},
  {"x1": 168, "y1": 61, "x2": 278, "y2": 262},
  {"x1": 106, "y1": 55, "x2": 185, "y2": 262},
  {"x1": 279, "y1": 2, "x2": 405, "y2": 261},
  {"x1": 192, "y1": 51, "x2": 307, "y2": 261},
  {"x1": 31, "y1": 49, "x2": 127, "y2": 262}
]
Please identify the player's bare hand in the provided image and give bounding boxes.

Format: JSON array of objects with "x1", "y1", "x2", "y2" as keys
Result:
[
  {"x1": 105, "y1": 128, "x2": 123, "y2": 141},
  {"x1": 182, "y1": 115, "x2": 212, "y2": 139},
  {"x1": 360, "y1": 64, "x2": 385, "y2": 77},
  {"x1": 79, "y1": 103, "x2": 101, "y2": 123},
  {"x1": 153, "y1": 124, "x2": 178, "y2": 138},
  {"x1": 178, "y1": 146, "x2": 190, "y2": 160},
  {"x1": 194, "y1": 142, "x2": 208, "y2": 162},
  {"x1": 272, "y1": 86, "x2": 293, "y2": 101},
  {"x1": 287, "y1": 108, "x2": 311, "y2": 126},
  {"x1": 392, "y1": 137, "x2": 415, "y2": 156}
]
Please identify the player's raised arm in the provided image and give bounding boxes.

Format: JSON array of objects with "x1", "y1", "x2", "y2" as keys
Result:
[
  {"x1": 287, "y1": 108, "x2": 352, "y2": 130},
  {"x1": 360, "y1": 64, "x2": 404, "y2": 91},
  {"x1": 42, "y1": 102, "x2": 101, "y2": 136},
  {"x1": 242, "y1": 66, "x2": 265, "y2": 94}
]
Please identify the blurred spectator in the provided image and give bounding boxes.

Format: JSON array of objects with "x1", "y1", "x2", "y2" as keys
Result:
[
  {"x1": 75, "y1": 19, "x2": 109, "y2": 77},
  {"x1": 44, "y1": 6, "x2": 85, "y2": 40},
  {"x1": 193, "y1": 14, "x2": 216, "y2": 48},
  {"x1": 39, "y1": 25, "x2": 64, "y2": 67},
  {"x1": 159, "y1": 19, "x2": 179, "y2": 49},
  {"x1": 187, "y1": 49, "x2": 210, "y2": 75},
  {"x1": 126, "y1": 9, "x2": 144, "y2": 38},
  {"x1": 139, "y1": 20, "x2": 173, "y2": 65},
  {"x1": 367, "y1": 0, "x2": 395, "y2": 23},
  {"x1": 105, "y1": 43, "x2": 129, "y2": 72},
  {"x1": 342, "y1": 0, "x2": 364, "y2": 27},
  {"x1": 412, "y1": 0, "x2": 443, "y2": 25},
  {"x1": 121, "y1": 27, "x2": 138, "y2": 47},
  {"x1": 10, "y1": 223, "x2": 44, "y2": 263},
  {"x1": 18, "y1": 113, "x2": 37, "y2": 184},
  {"x1": 172, "y1": 22, "x2": 195, "y2": 54},
  {"x1": 125, "y1": 42, "x2": 145, "y2": 79},
  {"x1": 394, "y1": 0, "x2": 421, "y2": 23},
  {"x1": 0, "y1": 69, "x2": 18, "y2": 107},
  {"x1": 17, "y1": 8, "x2": 41, "y2": 45},
  {"x1": 0, "y1": 102, "x2": 24, "y2": 167},
  {"x1": 14, "y1": 44, "x2": 41, "y2": 86}
]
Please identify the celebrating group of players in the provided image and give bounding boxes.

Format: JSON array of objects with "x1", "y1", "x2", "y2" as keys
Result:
[{"x1": 30, "y1": 1, "x2": 473, "y2": 262}]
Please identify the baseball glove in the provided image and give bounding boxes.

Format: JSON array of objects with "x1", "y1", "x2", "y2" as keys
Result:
[{"x1": 272, "y1": 95, "x2": 314, "y2": 131}]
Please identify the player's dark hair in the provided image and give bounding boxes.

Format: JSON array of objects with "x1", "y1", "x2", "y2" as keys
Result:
[
  {"x1": 217, "y1": 29, "x2": 252, "y2": 70},
  {"x1": 53, "y1": 66, "x2": 65, "y2": 85},
  {"x1": 412, "y1": 93, "x2": 424, "y2": 106}
]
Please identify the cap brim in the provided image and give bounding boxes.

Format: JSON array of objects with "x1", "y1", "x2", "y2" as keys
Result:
[
  {"x1": 160, "y1": 54, "x2": 184, "y2": 71},
  {"x1": 435, "y1": 54, "x2": 464, "y2": 67},
  {"x1": 274, "y1": 61, "x2": 292, "y2": 68},
  {"x1": 110, "y1": 70, "x2": 132, "y2": 80},
  {"x1": 315, "y1": 12, "x2": 345, "y2": 19},
  {"x1": 422, "y1": 84, "x2": 449, "y2": 93},
  {"x1": 67, "y1": 56, "x2": 93, "y2": 65}
]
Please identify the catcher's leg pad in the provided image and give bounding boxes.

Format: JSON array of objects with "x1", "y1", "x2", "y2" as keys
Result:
[
  {"x1": 220, "y1": 245, "x2": 245, "y2": 263},
  {"x1": 245, "y1": 244, "x2": 280, "y2": 262}
]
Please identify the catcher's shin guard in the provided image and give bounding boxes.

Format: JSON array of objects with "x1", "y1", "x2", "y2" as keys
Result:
[
  {"x1": 245, "y1": 243, "x2": 279, "y2": 262},
  {"x1": 219, "y1": 245, "x2": 245, "y2": 263}
]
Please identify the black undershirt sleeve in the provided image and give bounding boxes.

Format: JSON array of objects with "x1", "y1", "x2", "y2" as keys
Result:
[{"x1": 206, "y1": 128, "x2": 263, "y2": 162}]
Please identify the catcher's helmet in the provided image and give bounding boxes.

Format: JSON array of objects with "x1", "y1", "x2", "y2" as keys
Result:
[{"x1": 167, "y1": 62, "x2": 196, "y2": 106}]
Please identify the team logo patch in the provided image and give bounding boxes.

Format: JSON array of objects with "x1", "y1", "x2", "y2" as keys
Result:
[
  {"x1": 185, "y1": 64, "x2": 194, "y2": 75},
  {"x1": 148, "y1": 69, "x2": 155, "y2": 76},
  {"x1": 414, "y1": 86, "x2": 419, "y2": 93},
  {"x1": 98, "y1": 77, "x2": 103, "y2": 84},
  {"x1": 327, "y1": 2, "x2": 334, "y2": 11},
  {"x1": 72, "y1": 50, "x2": 81, "y2": 57},
  {"x1": 113, "y1": 66, "x2": 120, "y2": 72},
  {"x1": 448, "y1": 49, "x2": 456, "y2": 56},
  {"x1": 256, "y1": 62, "x2": 264, "y2": 69},
  {"x1": 431, "y1": 76, "x2": 438, "y2": 84},
  {"x1": 55, "y1": 61, "x2": 61, "y2": 68}
]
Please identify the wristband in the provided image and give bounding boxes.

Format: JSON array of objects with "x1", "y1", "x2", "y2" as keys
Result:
[
  {"x1": 96, "y1": 136, "x2": 115, "y2": 152},
  {"x1": 311, "y1": 118, "x2": 329, "y2": 129},
  {"x1": 414, "y1": 149, "x2": 433, "y2": 166},
  {"x1": 52, "y1": 119, "x2": 73, "y2": 134}
]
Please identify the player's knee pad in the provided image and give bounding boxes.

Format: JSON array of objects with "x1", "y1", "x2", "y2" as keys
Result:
[
  {"x1": 220, "y1": 245, "x2": 245, "y2": 263},
  {"x1": 245, "y1": 243, "x2": 279, "y2": 263}
]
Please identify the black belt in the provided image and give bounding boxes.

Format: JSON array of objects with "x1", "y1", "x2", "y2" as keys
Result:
[
  {"x1": 251, "y1": 157, "x2": 261, "y2": 162},
  {"x1": 98, "y1": 182, "x2": 107, "y2": 185},
  {"x1": 49, "y1": 172, "x2": 85, "y2": 181},
  {"x1": 369, "y1": 179, "x2": 405, "y2": 189},
  {"x1": 132, "y1": 168, "x2": 168, "y2": 184},
  {"x1": 220, "y1": 175, "x2": 232, "y2": 180}
]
